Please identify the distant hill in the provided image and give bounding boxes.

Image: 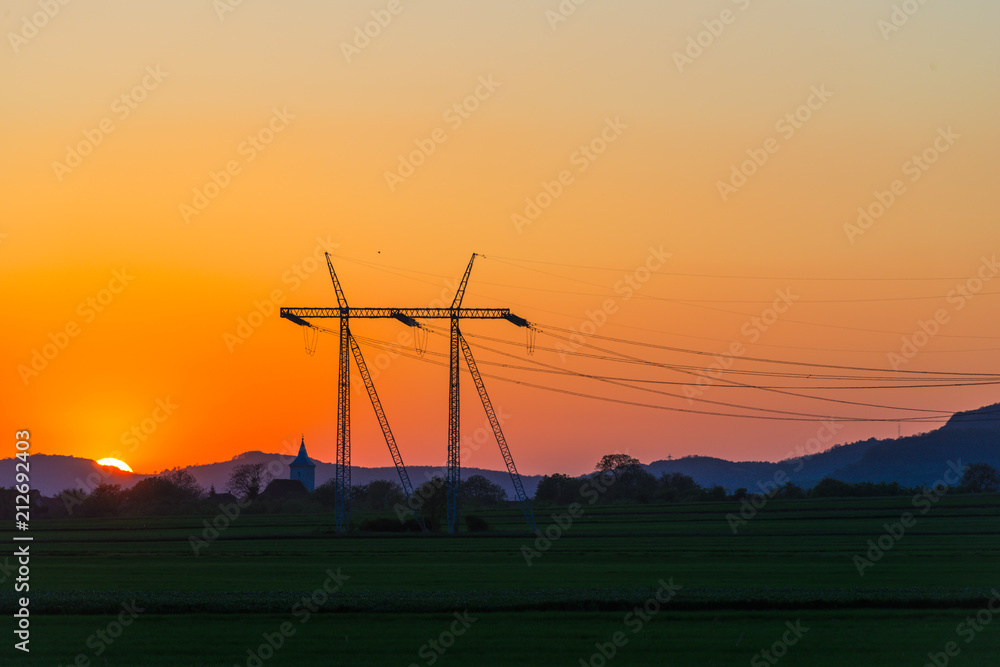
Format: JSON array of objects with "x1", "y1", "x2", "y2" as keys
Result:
[
  {"x1": 4, "y1": 403, "x2": 997, "y2": 497},
  {"x1": 646, "y1": 403, "x2": 1000, "y2": 491},
  {"x1": 175, "y1": 450, "x2": 545, "y2": 499},
  {"x1": 0, "y1": 454, "x2": 146, "y2": 497},
  {"x1": 0, "y1": 450, "x2": 543, "y2": 499},
  {"x1": 830, "y1": 405, "x2": 1000, "y2": 486}
]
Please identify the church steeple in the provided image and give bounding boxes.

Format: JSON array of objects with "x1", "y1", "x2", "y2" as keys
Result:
[{"x1": 289, "y1": 436, "x2": 316, "y2": 491}]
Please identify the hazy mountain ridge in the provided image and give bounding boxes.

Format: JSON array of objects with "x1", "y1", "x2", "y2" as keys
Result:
[
  {"x1": 0, "y1": 450, "x2": 544, "y2": 498},
  {"x1": 5, "y1": 403, "x2": 997, "y2": 496},
  {"x1": 647, "y1": 403, "x2": 1000, "y2": 491}
]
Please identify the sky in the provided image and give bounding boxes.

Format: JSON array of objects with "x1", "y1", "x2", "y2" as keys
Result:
[{"x1": 2, "y1": 0, "x2": 999, "y2": 477}]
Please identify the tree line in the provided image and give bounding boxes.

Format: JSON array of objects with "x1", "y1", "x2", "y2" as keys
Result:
[
  {"x1": 6, "y1": 455, "x2": 997, "y2": 523},
  {"x1": 532, "y1": 455, "x2": 1000, "y2": 504}
]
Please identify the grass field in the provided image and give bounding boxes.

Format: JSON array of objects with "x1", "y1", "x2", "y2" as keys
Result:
[{"x1": 5, "y1": 494, "x2": 1000, "y2": 665}]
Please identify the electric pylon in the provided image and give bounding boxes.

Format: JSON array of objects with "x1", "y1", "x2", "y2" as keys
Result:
[{"x1": 281, "y1": 253, "x2": 535, "y2": 534}]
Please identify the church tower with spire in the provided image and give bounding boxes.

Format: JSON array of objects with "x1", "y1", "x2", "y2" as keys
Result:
[{"x1": 289, "y1": 436, "x2": 316, "y2": 491}]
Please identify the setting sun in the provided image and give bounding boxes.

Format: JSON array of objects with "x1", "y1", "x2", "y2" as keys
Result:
[{"x1": 96, "y1": 458, "x2": 133, "y2": 473}]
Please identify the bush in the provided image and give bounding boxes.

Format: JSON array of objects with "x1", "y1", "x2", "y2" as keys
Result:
[
  {"x1": 359, "y1": 517, "x2": 422, "y2": 532},
  {"x1": 465, "y1": 515, "x2": 490, "y2": 532},
  {"x1": 810, "y1": 477, "x2": 855, "y2": 498}
]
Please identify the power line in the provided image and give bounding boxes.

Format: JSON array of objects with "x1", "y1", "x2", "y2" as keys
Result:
[
  {"x1": 351, "y1": 337, "x2": 999, "y2": 390},
  {"x1": 538, "y1": 324, "x2": 1000, "y2": 378},
  {"x1": 472, "y1": 278, "x2": 1000, "y2": 305},
  {"x1": 482, "y1": 256, "x2": 1000, "y2": 340},
  {"x1": 469, "y1": 330, "x2": 957, "y2": 417},
  {"x1": 336, "y1": 254, "x2": 1000, "y2": 343},
  {"x1": 484, "y1": 255, "x2": 982, "y2": 282},
  {"x1": 352, "y1": 334, "x2": 991, "y2": 424}
]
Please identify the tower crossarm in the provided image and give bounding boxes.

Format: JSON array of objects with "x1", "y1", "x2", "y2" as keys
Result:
[{"x1": 281, "y1": 307, "x2": 512, "y2": 320}]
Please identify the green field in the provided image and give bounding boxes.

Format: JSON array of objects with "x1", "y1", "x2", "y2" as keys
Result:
[{"x1": 6, "y1": 494, "x2": 1000, "y2": 665}]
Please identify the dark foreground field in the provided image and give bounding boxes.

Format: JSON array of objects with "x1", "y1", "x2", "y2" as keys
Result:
[{"x1": 5, "y1": 494, "x2": 1000, "y2": 665}]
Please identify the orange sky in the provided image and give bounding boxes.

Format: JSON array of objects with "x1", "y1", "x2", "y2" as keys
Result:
[{"x1": 3, "y1": 1, "x2": 999, "y2": 476}]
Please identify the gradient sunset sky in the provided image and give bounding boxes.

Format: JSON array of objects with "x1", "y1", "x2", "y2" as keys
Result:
[{"x1": 3, "y1": 0, "x2": 998, "y2": 476}]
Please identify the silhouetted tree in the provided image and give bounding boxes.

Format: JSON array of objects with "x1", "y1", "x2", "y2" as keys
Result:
[
  {"x1": 778, "y1": 482, "x2": 806, "y2": 499},
  {"x1": 592, "y1": 454, "x2": 651, "y2": 502},
  {"x1": 461, "y1": 475, "x2": 507, "y2": 507},
  {"x1": 350, "y1": 480, "x2": 405, "y2": 510},
  {"x1": 162, "y1": 469, "x2": 204, "y2": 500},
  {"x1": 961, "y1": 462, "x2": 1000, "y2": 493},
  {"x1": 369, "y1": 479, "x2": 405, "y2": 509},
  {"x1": 809, "y1": 478, "x2": 855, "y2": 498},
  {"x1": 700, "y1": 485, "x2": 725, "y2": 501},
  {"x1": 313, "y1": 479, "x2": 338, "y2": 508},
  {"x1": 413, "y1": 477, "x2": 448, "y2": 530},
  {"x1": 656, "y1": 472, "x2": 702, "y2": 502},
  {"x1": 79, "y1": 483, "x2": 125, "y2": 517},
  {"x1": 0, "y1": 487, "x2": 40, "y2": 520},
  {"x1": 606, "y1": 467, "x2": 657, "y2": 503},
  {"x1": 595, "y1": 454, "x2": 642, "y2": 475},
  {"x1": 126, "y1": 470, "x2": 203, "y2": 515},
  {"x1": 534, "y1": 474, "x2": 586, "y2": 505},
  {"x1": 227, "y1": 462, "x2": 272, "y2": 501}
]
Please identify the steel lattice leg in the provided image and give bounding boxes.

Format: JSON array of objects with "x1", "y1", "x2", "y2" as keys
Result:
[
  {"x1": 446, "y1": 317, "x2": 461, "y2": 533},
  {"x1": 335, "y1": 317, "x2": 351, "y2": 532}
]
